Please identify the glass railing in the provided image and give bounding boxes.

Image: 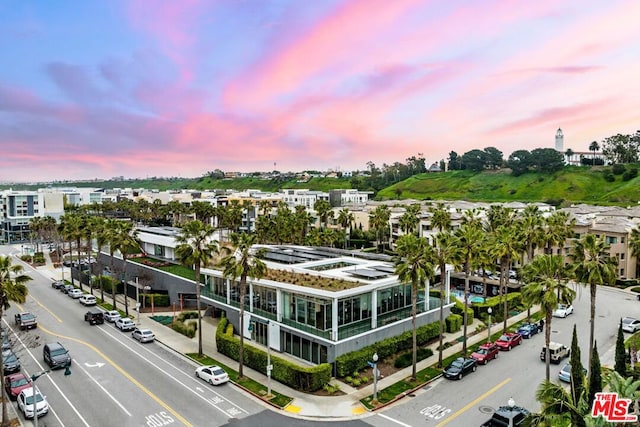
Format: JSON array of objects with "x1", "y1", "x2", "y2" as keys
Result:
[
  {"x1": 280, "y1": 318, "x2": 332, "y2": 340},
  {"x1": 338, "y1": 318, "x2": 372, "y2": 340}
]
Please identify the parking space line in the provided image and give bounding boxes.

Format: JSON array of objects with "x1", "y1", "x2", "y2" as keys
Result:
[{"x1": 436, "y1": 378, "x2": 511, "y2": 426}]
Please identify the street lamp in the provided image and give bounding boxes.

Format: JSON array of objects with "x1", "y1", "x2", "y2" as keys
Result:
[
  {"x1": 372, "y1": 352, "x2": 379, "y2": 403},
  {"x1": 30, "y1": 363, "x2": 71, "y2": 427},
  {"x1": 487, "y1": 307, "x2": 492, "y2": 342}
]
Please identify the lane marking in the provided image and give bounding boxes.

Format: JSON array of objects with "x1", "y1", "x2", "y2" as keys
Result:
[
  {"x1": 17, "y1": 298, "x2": 63, "y2": 323},
  {"x1": 436, "y1": 377, "x2": 511, "y2": 426},
  {"x1": 378, "y1": 413, "x2": 413, "y2": 427},
  {"x1": 39, "y1": 324, "x2": 193, "y2": 427},
  {"x1": 97, "y1": 325, "x2": 250, "y2": 416},
  {"x1": 72, "y1": 358, "x2": 132, "y2": 416}
]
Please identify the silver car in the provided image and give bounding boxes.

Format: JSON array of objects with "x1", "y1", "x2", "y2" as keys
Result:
[
  {"x1": 104, "y1": 310, "x2": 121, "y2": 323},
  {"x1": 132, "y1": 328, "x2": 155, "y2": 343},
  {"x1": 115, "y1": 318, "x2": 135, "y2": 332}
]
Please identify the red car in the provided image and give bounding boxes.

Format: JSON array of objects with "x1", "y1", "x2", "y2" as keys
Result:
[
  {"x1": 471, "y1": 342, "x2": 499, "y2": 364},
  {"x1": 495, "y1": 332, "x2": 523, "y2": 351},
  {"x1": 4, "y1": 372, "x2": 31, "y2": 400}
]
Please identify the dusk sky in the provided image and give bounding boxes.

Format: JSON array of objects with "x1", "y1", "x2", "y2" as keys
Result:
[{"x1": 2, "y1": 1, "x2": 639, "y2": 182}]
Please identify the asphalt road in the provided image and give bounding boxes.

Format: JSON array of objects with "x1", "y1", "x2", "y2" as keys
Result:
[{"x1": 363, "y1": 285, "x2": 637, "y2": 427}]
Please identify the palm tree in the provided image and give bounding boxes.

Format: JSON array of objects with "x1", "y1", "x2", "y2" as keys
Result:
[
  {"x1": 394, "y1": 233, "x2": 436, "y2": 380},
  {"x1": 313, "y1": 199, "x2": 332, "y2": 230},
  {"x1": 398, "y1": 209, "x2": 419, "y2": 236},
  {"x1": 429, "y1": 203, "x2": 451, "y2": 232},
  {"x1": 105, "y1": 219, "x2": 120, "y2": 310},
  {"x1": 111, "y1": 221, "x2": 140, "y2": 317},
  {"x1": 221, "y1": 233, "x2": 266, "y2": 378},
  {"x1": 175, "y1": 220, "x2": 219, "y2": 357},
  {"x1": 528, "y1": 379, "x2": 589, "y2": 427},
  {"x1": 433, "y1": 232, "x2": 459, "y2": 367},
  {"x1": 337, "y1": 208, "x2": 355, "y2": 249},
  {"x1": 490, "y1": 224, "x2": 522, "y2": 332},
  {"x1": 569, "y1": 233, "x2": 617, "y2": 369},
  {"x1": 543, "y1": 211, "x2": 575, "y2": 255},
  {"x1": 94, "y1": 218, "x2": 109, "y2": 302},
  {"x1": 0, "y1": 256, "x2": 30, "y2": 426},
  {"x1": 605, "y1": 371, "x2": 640, "y2": 420},
  {"x1": 454, "y1": 223, "x2": 484, "y2": 354},
  {"x1": 369, "y1": 205, "x2": 391, "y2": 252},
  {"x1": 522, "y1": 254, "x2": 576, "y2": 380},
  {"x1": 629, "y1": 226, "x2": 640, "y2": 280},
  {"x1": 589, "y1": 140, "x2": 600, "y2": 165},
  {"x1": 518, "y1": 205, "x2": 545, "y2": 264}
]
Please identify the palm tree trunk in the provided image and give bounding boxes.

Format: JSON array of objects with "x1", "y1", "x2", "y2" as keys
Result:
[
  {"x1": 196, "y1": 265, "x2": 203, "y2": 357},
  {"x1": 110, "y1": 253, "x2": 117, "y2": 310},
  {"x1": 411, "y1": 282, "x2": 417, "y2": 380},
  {"x1": 0, "y1": 307, "x2": 6, "y2": 426},
  {"x1": 238, "y1": 275, "x2": 247, "y2": 378},
  {"x1": 123, "y1": 257, "x2": 129, "y2": 317},
  {"x1": 589, "y1": 283, "x2": 596, "y2": 368},
  {"x1": 462, "y1": 267, "x2": 470, "y2": 354},
  {"x1": 545, "y1": 311, "x2": 552, "y2": 381},
  {"x1": 438, "y1": 265, "x2": 445, "y2": 367},
  {"x1": 77, "y1": 238, "x2": 83, "y2": 292}
]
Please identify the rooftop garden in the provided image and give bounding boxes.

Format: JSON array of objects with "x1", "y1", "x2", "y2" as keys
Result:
[{"x1": 261, "y1": 269, "x2": 363, "y2": 291}]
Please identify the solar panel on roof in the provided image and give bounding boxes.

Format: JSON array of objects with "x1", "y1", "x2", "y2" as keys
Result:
[
  {"x1": 349, "y1": 269, "x2": 388, "y2": 279},
  {"x1": 372, "y1": 265, "x2": 395, "y2": 273}
]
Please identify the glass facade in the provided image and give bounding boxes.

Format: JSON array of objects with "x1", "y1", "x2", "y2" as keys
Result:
[
  {"x1": 337, "y1": 293, "x2": 372, "y2": 325},
  {"x1": 280, "y1": 329, "x2": 328, "y2": 364},
  {"x1": 282, "y1": 291, "x2": 332, "y2": 332}
]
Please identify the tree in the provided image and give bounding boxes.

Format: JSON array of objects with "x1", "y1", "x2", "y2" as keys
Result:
[
  {"x1": 313, "y1": 199, "x2": 333, "y2": 230},
  {"x1": 530, "y1": 148, "x2": 565, "y2": 173},
  {"x1": 175, "y1": 220, "x2": 219, "y2": 357},
  {"x1": 629, "y1": 226, "x2": 640, "y2": 280},
  {"x1": 337, "y1": 208, "x2": 355, "y2": 249},
  {"x1": 604, "y1": 370, "x2": 640, "y2": 421},
  {"x1": 589, "y1": 140, "x2": 600, "y2": 164},
  {"x1": 528, "y1": 379, "x2": 589, "y2": 427},
  {"x1": 0, "y1": 256, "x2": 30, "y2": 426},
  {"x1": 507, "y1": 150, "x2": 532, "y2": 176},
  {"x1": 434, "y1": 232, "x2": 459, "y2": 367},
  {"x1": 569, "y1": 324, "x2": 586, "y2": 427},
  {"x1": 602, "y1": 133, "x2": 640, "y2": 164},
  {"x1": 565, "y1": 148, "x2": 574, "y2": 164},
  {"x1": 369, "y1": 205, "x2": 390, "y2": 252},
  {"x1": 522, "y1": 254, "x2": 576, "y2": 381},
  {"x1": 570, "y1": 233, "x2": 617, "y2": 368},
  {"x1": 111, "y1": 221, "x2": 140, "y2": 317},
  {"x1": 490, "y1": 224, "x2": 522, "y2": 332},
  {"x1": 448, "y1": 151, "x2": 462, "y2": 170},
  {"x1": 460, "y1": 149, "x2": 488, "y2": 172},
  {"x1": 454, "y1": 223, "x2": 484, "y2": 354},
  {"x1": 429, "y1": 203, "x2": 451, "y2": 232},
  {"x1": 221, "y1": 233, "x2": 266, "y2": 378},
  {"x1": 394, "y1": 234, "x2": 436, "y2": 380},
  {"x1": 615, "y1": 319, "x2": 627, "y2": 376},
  {"x1": 588, "y1": 341, "x2": 602, "y2": 407},
  {"x1": 483, "y1": 146, "x2": 504, "y2": 169}
]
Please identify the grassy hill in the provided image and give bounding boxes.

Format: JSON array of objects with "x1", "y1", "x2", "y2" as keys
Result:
[{"x1": 376, "y1": 166, "x2": 640, "y2": 206}]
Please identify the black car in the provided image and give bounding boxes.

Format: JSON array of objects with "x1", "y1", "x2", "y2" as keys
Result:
[
  {"x1": 3, "y1": 349, "x2": 21, "y2": 375},
  {"x1": 517, "y1": 322, "x2": 540, "y2": 339},
  {"x1": 43, "y1": 342, "x2": 71, "y2": 369},
  {"x1": 443, "y1": 357, "x2": 477, "y2": 380}
]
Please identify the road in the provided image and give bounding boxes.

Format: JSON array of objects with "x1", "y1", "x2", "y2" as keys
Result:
[{"x1": 364, "y1": 285, "x2": 637, "y2": 427}]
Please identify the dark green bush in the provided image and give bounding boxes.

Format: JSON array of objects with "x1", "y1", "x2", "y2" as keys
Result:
[
  {"x1": 172, "y1": 320, "x2": 196, "y2": 338},
  {"x1": 450, "y1": 300, "x2": 474, "y2": 325},
  {"x1": 622, "y1": 168, "x2": 638, "y2": 181},
  {"x1": 177, "y1": 311, "x2": 199, "y2": 321},
  {"x1": 216, "y1": 317, "x2": 331, "y2": 392},
  {"x1": 394, "y1": 347, "x2": 434, "y2": 368},
  {"x1": 445, "y1": 314, "x2": 462, "y2": 333},
  {"x1": 604, "y1": 172, "x2": 615, "y2": 182},
  {"x1": 612, "y1": 163, "x2": 626, "y2": 175}
]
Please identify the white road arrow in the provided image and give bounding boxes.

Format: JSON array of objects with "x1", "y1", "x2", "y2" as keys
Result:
[{"x1": 84, "y1": 362, "x2": 105, "y2": 368}]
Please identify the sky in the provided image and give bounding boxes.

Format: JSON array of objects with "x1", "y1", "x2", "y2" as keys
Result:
[{"x1": 1, "y1": 0, "x2": 639, "y2": 183}]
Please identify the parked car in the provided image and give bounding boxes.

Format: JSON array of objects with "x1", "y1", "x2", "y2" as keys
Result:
[
  {"x1": 540, "y1": 342, "x2": 571, "y2": 364},
  {"x1": 14, "y1": 312, "x2": 37, "y2": 330},
  {"x1": 132, "y1": 328, "x2": 155, "y2": 343},
  {"x1": 471, "y1": 342, "x2": 499, "y2": 365},
  {"x1": 17, "y1": 387, "x2": 49, "y2": 419},
  {"x1": 51, "y1": 280, "x2": 65, "y2": 290},
  {"x1": 79, "y1": 294, "x2": 97, "y2": 306},
  {"x1": 553, "y1": 304, "x2": 574, "y2": 318},
  {"x1": 558, "y1": 363, "x2": 587, "y2": 383},
  {"x1": 61, "y1": 284, "x2": 74, "y2": 294},
  {"x1": 443, "y1": 357, "x2": 477, "y2": 380},
  {"x1": 2, "y1": 349, "x2": 20, "y2": 375},
  {"x1": 84, "y1": 309, "x2": 104, "y2": 325},
  {"x1": 195, "y1": 365, "x2": 229, "y2": 385},
  {"x1": 115, "y1": 318, "x2": 135, "y2": 332},
  {"x1": 621, "y1": 317, "x2": 640, "y2": 333},
  {"x1": 104, "y1": 310, "x2": 121, "y2": 323},
  {"x1": 4, "y1": 372, "x2": 31, "y2": 400},
  {"x1": 480, "y1": 403, "x2": 530, "y2": 427},
  {"x1": 43, "y1": 342, "x2": 71, "y2": 369},
  {"x1": 517, "y1": 322, "x2": 539, "y2": 339},
  {"x1": 68, "y1": 289, "x2": 83, "y2": 299},
  {"x1": 495, "y1": 332, "x2": 523, "y2": 351}
]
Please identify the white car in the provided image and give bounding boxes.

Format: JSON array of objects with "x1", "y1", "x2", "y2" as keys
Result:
[
  {"x1": 17, "y1": 387, "x2": 49, "y2": 419},
  {"x1": 78, "y1": 294, "x2": 97, "y2": 306},
  {"x1": 115, "y1": 318, "x2": 135, "y2": 332},
  {"x1": 195, "y1": 365, "x2": 229, "y2": 386},
  {"x1": 132, "y1": 328, "x2": 155, "y2": 343},
  {"x1": 621, "y1": 317, "x2": 640, "y2": 333},
  {"x1": 67, "y1": 289, "x2": 83, "y2": 299},
  {"x1": 104, "y1": 310, "x2": 121, "y2": 323},
  {"x1": 553, "y1": 304, "x2": 574, "y2": 318}
]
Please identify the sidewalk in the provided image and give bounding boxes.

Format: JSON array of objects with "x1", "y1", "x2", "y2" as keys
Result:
[{"x1": 31, "y1": 249, "x2": 626, "y2": 420}]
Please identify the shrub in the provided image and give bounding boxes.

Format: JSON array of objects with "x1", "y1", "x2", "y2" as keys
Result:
[
  {"x1": 352, "y1": 378, "x2": 361, "y2": 387},
  {"x1": 450, "y1": 300, "x2": 474, "y2": 325},
  {"x1": 445, "y1": 314, "x2": 462, "y2": 333},
  {"x1": 612, "y1": 163, "x2": 626, "y2": 175},
  {"x1": 177, "y1": 311, "x2": 199, "y2": 321},
  {"x1": 604, "y1": 172, "x2": 615, "y2": 182},
  {"x1": 394, "y1": 347, "x2": 434, "y2": 368},
  {"x1": 172, "y1": 320, "x2": 196, "y2": 338},
  {"x1": 622, "y1": 168, "x2": 638, "y2": 181},
  {"x1": 216, "y1": 317, "x2": 331, "y2": 392},
  {"x1": 323, "y1": 383, "x2": 341, "y2": 394}
]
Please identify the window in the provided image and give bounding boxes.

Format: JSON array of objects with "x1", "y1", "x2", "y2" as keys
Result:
[
  {"x1": 606, "y1": 236, "x2": 618, "y2": 244},
  {"x1": 620, "y1": 253, "x2": 625, "y2": 260}
]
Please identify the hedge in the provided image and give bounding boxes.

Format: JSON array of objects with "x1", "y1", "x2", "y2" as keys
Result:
[
  {"x1": 335, "y1": 321, "x2": 440, "y2": 377},
  {"x1": 172, "y1": 320, "x2": 196, "y2": 338},
  {"x1": 450, "y1": 299, "x2": 474, "y2": 326},
  {"x1": 394, "y1": 347, "x2": 434, "y2": 368},
  {"x1": 472, "y1": 292, "x2": 522, "y2": 322},
  {"x1": 445, "y1": 313, "x2": 462, "y2": 333},
  {"x1": 216, "y1": 317, "x2": 331, "y2": 392}
]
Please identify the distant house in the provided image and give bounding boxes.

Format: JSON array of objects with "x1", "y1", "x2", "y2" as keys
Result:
[{"x1": 427, "y1": 162, "x2": 442, "y2": 173}]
